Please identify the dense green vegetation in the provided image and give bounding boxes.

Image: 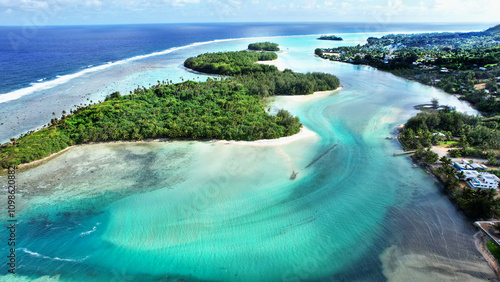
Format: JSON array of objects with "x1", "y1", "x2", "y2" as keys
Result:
[
  {"x1": 318, "y1": 24, "x2": 500, "y2": 114},
  {"x1": 399, "y1": 107, "x2": 500, "y2": 219},
  {"x1": 486, "y1": 25, "x2": 500, "y2": 34},
  {"x1": 184, "y1": 50, "x2": 340, "y2": 97},
  {"x1": 0, "y1": 80, "x2": 301, "y2": 168},
  {"x1": 317, "y1": 35, "x2": 343, "y2": 41},
  {"x1": 1, "y1": 43, "x2": 340, "y2": 169},
  {"x1": 399, "y1": 108, "x2": 500, "y2": 160},
  {"x1": 486, "y1": 241, "x2": 500, "y2": 262},
  {"x1": 248, "y1": 42, "x2": 280, "y2": 51},
  {"x1": 184, "y1": 51, "x2": 278, "y2": 76},
  {"x1": 234, "y1": 70, "x2": 340, "y2": 97}
]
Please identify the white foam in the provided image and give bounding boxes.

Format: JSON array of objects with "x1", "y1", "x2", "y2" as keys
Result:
[
  {"x1": 2, "y1": 28, "x2": 461, "y2": 105},
  {"x1": 54, "y1": 255, "x2": 89, "y2": 262},
  {"x1": 0, "y1": 38, "x2": 248, "y2": 104},
  {"x1": 20, "y1": 248, "x2": 46, "y2": 258},
  {"x1": 80, "y1": 226, "x2": 97, "y2": 237},
  {"x1": 20, "y1": 248, "x2": 89, "y2": 262}
]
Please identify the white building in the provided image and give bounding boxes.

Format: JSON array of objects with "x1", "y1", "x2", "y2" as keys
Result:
[
  {"x1": 458, "y1": 170, "x2": 479, "y2": 180},
  {"x1": 467, "y1": 172, "x2": 500, "y2": 190}
]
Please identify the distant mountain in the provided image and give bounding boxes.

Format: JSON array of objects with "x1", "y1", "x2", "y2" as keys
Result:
[{"x1": 485, "y1": 24, "x2": 500, "y2": 34}]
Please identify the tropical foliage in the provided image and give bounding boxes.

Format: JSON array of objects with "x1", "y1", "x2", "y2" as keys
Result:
[
  {"x1": 317, "y1": 35, "x2": 343, "y2": 41},
  {"x1": 248, "y1": 42, "x2": 280, "y2": 51},
  {"x1": 184, "y1": 51, "x2": 278, "y2": 76},
  {"x1": 400, "y1": 108, "x2": 500, "y2": 157},
  {"x1": 318, "y1": 24, "x2": 500, "y2": 114},
  {"x1": 399, "y1": 106, "x2": 500, "y2": 220},
  {"x1": 184, "y1": 50, "x2": 340, "y2": 96},
  {"x1": 1, "y1": 43, "x2": 340, "y2": 168},
  {"x1": 0, "y1": 80, "x2": 302, "y2": 168}
]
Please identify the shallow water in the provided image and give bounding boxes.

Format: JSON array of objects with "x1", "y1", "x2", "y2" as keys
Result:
[{"x1": 0, "y1": 35, "x2": 495, "y2": 281}]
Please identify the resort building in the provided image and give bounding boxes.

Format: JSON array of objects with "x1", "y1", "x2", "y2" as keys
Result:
[
  {"x1": 457, "y1": 170, "x2": 479, "y2": 181},
  {"x1": 453, "y1": 160, "x2": 488, "y2": 171},
  {"x1": 453, "y1": 161, "x2": 472, "y2": 171},
  {"x1": 453, "y1": 162, "x2": 498, "y2": 189},
  {"x1": 467, "y1": 172, "x2": 500, "y2": 190},
  {"x1": 470, "y1": 163, "x2": 482, "y2": 170}
]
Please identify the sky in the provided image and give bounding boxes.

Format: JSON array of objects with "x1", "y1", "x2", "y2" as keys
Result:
[{"x1": 0, "y1": 0, "x2": 498, "y2": 26}]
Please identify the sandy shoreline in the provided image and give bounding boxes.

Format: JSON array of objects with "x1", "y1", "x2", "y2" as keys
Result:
[
  {"x1": 255, "y1": 57, "x2": 287, "y2": 71},
  {"x1": 216, "y1": 126, "x2": 318, "y2": 147},
  {"x1": 13, "y1": 145, "x2": 78, "y2": 171},
  {"x1": 179, "y1": 64, "x2": 226, "y2": 77},
  {"x1": 7, "y1": 86, "x2": 342, "y2": 171},
  {"x1": 278, "y1": 87, "x2": 343, "y2": 102},
  {"x1": 8, "y1": 55, "x2": 343, "y2": 171},
  {"x1": 474, "y1": 232, "x2": 500, "y2": 277}
]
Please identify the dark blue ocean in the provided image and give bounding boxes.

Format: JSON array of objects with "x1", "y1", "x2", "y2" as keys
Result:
[{"x1": 0, "y1": 22, "x2": 492, "y2": 94}]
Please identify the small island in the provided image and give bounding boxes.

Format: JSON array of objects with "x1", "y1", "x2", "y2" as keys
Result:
[
  {"x1": 0, "y1": 43, "x2": 340, "y2": 169},
  {"x1": 317, "y1": 35, "x2": 343, "y2": 41},
  {"x1": 248, "y1": 42, "x2": 280, "y2": 51}
]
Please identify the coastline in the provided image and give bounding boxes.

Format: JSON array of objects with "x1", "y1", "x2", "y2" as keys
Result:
[
  {"x1": 255, "y1": 57, "x2": 287, "y2": 71},
  {"x1": 475, "y1": 232, "x2": 500, "y2": 276},
  {"x1": 216, "y1": 125, "x2": 318, "y2": 146},
  {"x1": 6, "y1": 87, "x2": 341, "y2": 171},
  {"x1": 179, "y1": 64, "x2": 223, "y2": 77}
]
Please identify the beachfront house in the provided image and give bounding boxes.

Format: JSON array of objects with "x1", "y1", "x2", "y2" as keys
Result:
[
  {"x1": 457, "y1": 170, "x2": 479, "y2": 181},
  {"x1": 467, "y1": 173, "x2": 500, "y2": 190}
]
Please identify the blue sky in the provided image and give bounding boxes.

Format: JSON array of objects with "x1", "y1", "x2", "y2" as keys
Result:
[{"x1": 0, "y1": 0, "x2": 498, "y2": 26}]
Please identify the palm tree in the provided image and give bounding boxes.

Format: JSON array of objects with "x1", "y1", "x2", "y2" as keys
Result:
[
  {"x1": 457, "y1": 171, "x2": 466, "y2": 180},
  {"x1": 440, "y1": 155, "x2": 452, "y2": 166}
]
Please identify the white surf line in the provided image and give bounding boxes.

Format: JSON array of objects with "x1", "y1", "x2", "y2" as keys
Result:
[
  {"x1": 1, "y1": 27, "x2": 457, "y2": 105},
  {"x1": 0, "y1": 33, "x2": 345, "y2": 105}
]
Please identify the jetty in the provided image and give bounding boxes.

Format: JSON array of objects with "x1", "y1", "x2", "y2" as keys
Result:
[
  {"x1": 393, "y1": 151, "x2": 415, "y2": 156},
  {"x1": 475, "y1": 221, "x2": 500, "y2": 247}
]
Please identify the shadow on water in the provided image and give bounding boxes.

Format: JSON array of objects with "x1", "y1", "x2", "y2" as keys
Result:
[{"x1": 290, "y1": 144, "x2": 339, "y2": 180}]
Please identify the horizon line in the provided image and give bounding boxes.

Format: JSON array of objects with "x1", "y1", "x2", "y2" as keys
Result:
[{"x1": 0, "y1": 21, "x2": 498, "y2": 28}]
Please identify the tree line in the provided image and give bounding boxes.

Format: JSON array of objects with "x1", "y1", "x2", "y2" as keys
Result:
[
  {"x1": 184, "y1": 50, "x2": 340, "y2": 97},
  {"x1": 1, "y1": 43, "x2": 340, "y2": 168},
  {"x1": 399, "y1": 107, "x2": 500, "y2": 219},
  {"x1": 248, "y1": 42, "x2": 280, "y2": 51}
]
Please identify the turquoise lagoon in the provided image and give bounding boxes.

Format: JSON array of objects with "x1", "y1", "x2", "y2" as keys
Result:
[{"x1": 0, "y1": 34, "x2": 496, "y2": 281}]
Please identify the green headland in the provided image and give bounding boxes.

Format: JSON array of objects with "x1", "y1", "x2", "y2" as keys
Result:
[{"x1": 0, "y1": 43, "x2": 340, "y2": 169}]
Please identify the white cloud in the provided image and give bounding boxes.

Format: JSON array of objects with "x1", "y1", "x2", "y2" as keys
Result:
[
  {"x1": 0, "y1": 0, "x2": 499, "y2": 24},
  {"x1": 84, "y1": 0, "x2": 102, "y2": 8},
  {"x1": 0, "y1": 0, "x2": 200, "y2": 9},
  {"x1": 170, "y1": 0, "x2": 199, "y2": 7}
]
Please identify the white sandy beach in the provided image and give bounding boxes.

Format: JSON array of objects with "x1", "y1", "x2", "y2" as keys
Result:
[
  {"x1": 255, "y1": 57, "x2": 287, "y2": 71},
  {"x1": 216, "y1": 87, "x2": 342, "y2": 146},
  {"x1": 9, "y1": 55, "x2": 345, "y2": 170},
  {"x1": 216, "y1": 125, "x2": 318, "y2": 147},
  {"x1": 280, "y1": 88, "x2": 343, "y2": 102}
]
